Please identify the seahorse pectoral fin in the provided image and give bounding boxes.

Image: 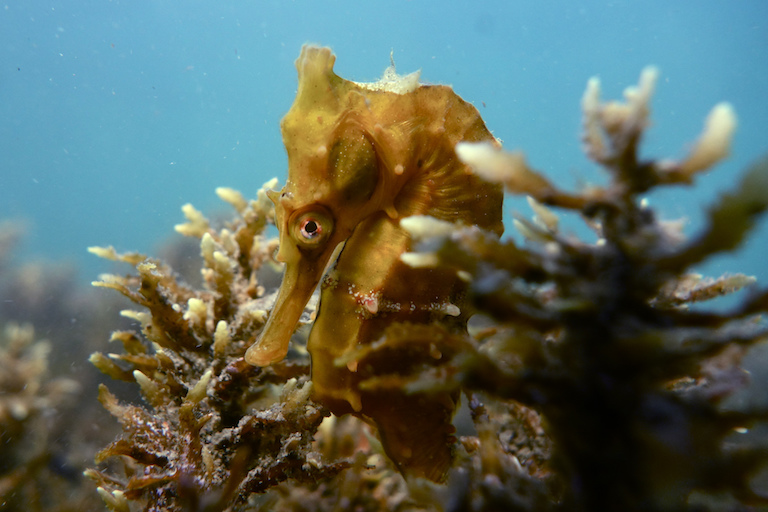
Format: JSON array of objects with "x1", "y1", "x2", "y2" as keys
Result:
[{"x1": 245, "y1": 252, "x2": 326, "y2": 367}]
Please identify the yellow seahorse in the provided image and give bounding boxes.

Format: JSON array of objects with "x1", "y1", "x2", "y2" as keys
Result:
[{"x1": 245, "y1": 45, "x2": 503, "y2": 481}]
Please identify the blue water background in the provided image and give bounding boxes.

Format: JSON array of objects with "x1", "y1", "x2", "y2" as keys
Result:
[{"x1": 1, "y1": 1, "x2": 766, "y2": 287}]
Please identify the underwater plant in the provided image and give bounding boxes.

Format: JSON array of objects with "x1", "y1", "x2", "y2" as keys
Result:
[
  {"x1": 85, "y1": 185, "x2": 350, "y2": 511},
  {"x1": 0, "y1": 321, "x2": 84, "y2": 511},
  {"x1": 86, "y1": 46, "x2": 768, "y2": 511},
  {"x1": 0, "y1": 222, "x2": 123, "y2": 512},
  {"x1": 393, "y1": 68, "x2": 768, "y2": 510}
]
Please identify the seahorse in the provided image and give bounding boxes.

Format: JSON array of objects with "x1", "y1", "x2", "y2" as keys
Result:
[{"x1": 245, "y1": 45, "x2": 503, "y2": 481}]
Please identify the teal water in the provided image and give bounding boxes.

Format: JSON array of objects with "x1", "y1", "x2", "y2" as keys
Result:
[{"x1": 1, "y1": 1, "x2": 766, "y2": 285}]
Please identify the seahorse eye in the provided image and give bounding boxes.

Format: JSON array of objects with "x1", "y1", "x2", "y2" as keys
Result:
[
  {"x1": 291, "y1": 208, "x2": 333, "y2": 248},
  {"x1": 300, "y1": 218, "x2": 321, "y2": 239}
]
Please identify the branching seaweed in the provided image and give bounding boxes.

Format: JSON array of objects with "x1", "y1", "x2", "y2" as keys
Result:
[
  {"x1": 391, "y1": 68, "x2": 768, "y2": 510},
  {"x1": 0, "y1": 222, "x2": 122, "y2": 512},
  {"x1": 0, "y1": 322, "x2": 85, "y2": 511},
  {"x1": 87, "y1": 67, "x2": 768, "y2": 511},
  {"x1": 86, "y1": 184, "x2": 350, "y2": 511}
]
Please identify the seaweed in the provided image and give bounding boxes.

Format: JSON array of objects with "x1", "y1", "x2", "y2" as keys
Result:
[
  {"x1": 0, "y1": 221, "x2": 119, "y2": 512},
  {"x1": 394, "y1": 67, "x2": 768, "y2": 510},
  {"x1": 0, "y1": 322, "x2": 85, "y2": 510},
  {"x1": 86, "y1": 63, "x2": 768, "y2": 511},
  {"x1": 85, "y1": 184, "x2": 353, "y2": 511}
]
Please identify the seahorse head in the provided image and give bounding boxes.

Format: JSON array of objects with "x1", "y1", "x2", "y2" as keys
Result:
[{"x1": 245, "y1": 46, "x2": 389, "y2": 366}]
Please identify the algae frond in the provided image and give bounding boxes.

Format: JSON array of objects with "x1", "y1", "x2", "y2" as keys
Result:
[{"x1": 86, "y1": 63, "x2": 768, "y2": 511}]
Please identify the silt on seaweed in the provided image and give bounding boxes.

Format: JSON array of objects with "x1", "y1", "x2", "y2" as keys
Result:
[
  {"x1": 85, "y1": 50, "x2": 768, "y2": 512},
  {"x1": 392, "y1": 67, "x2": 768, "y2": 510},
  {"x1": 0, "y1": 321, "x2": 84, "y2": 511},
  {"x1": 0, "y1": 221, "x2": 129, "y2": 512},
  {"x1": 85, "y1": 184, "x2": 352, "y2": 511}
]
